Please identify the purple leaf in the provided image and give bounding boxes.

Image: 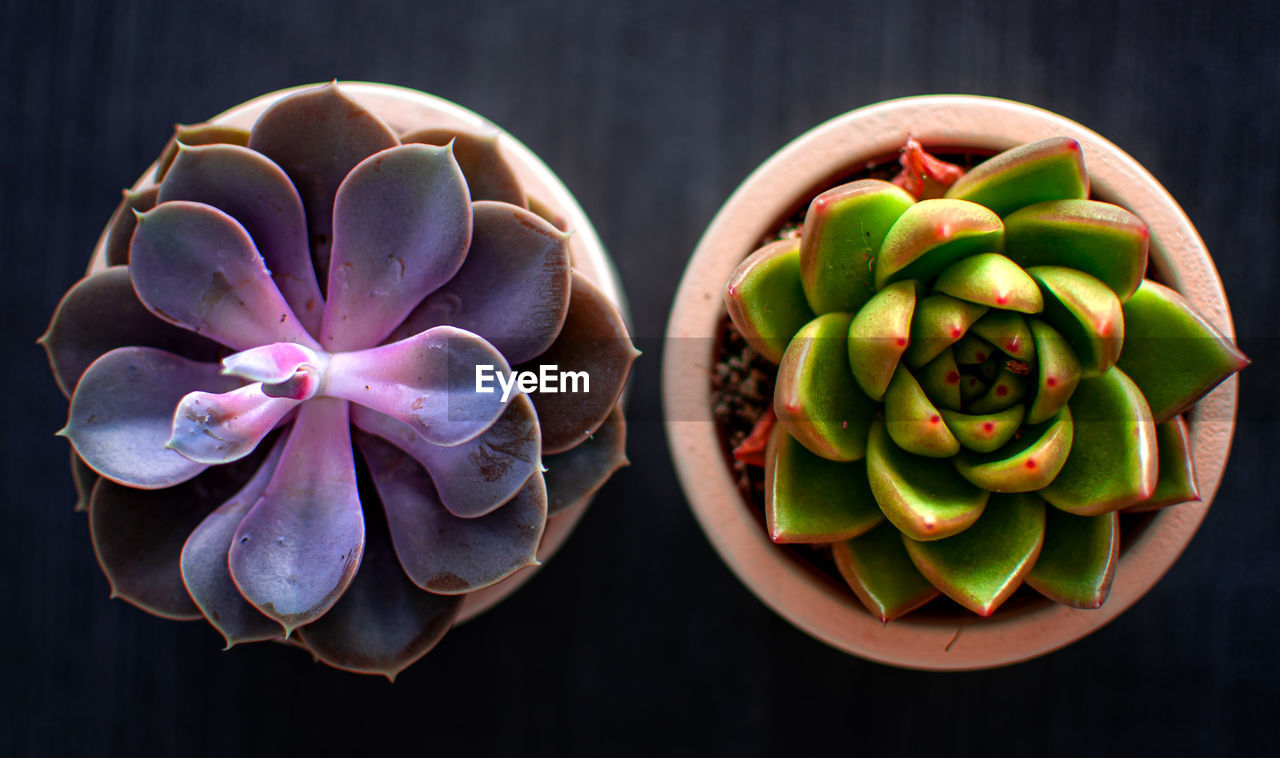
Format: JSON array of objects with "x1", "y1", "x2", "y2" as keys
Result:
[
  {"x1": 180, "y1": 437, "x2": 288, "y2": 647},
  {"x1": 158, "y1": 143, "x2": 324, "y2": 335},
  {"x1": 228, "y1": 398, "x2": 364, "y2": 633},
  {"x1": 400, "y1": 128, "x2": 526, "y2": 206},
  {"x1": 294, "y1": 468, "x2": 463, "y2": 681},
  {"x1": 41, "y1": 266, "x2": 222, "y2": 398},
  {"x1": 71, "y1": 450, "x2": 98, "y2": 512},
  {"x1": 519, "y1": 272, "x2": 638, "y2": 453},
  {"x1": 153, "y1": 122, "x2": 251, "y2": 183},
  {"x1": 104, "y1": 187, "x2": 158, "y2": 266},
  {"x1": 168, "y1": 384, "x2": 301, "y2": 465},
  {"x1": 396, "y1": 201, "x2": 571, "y2": 364},
  {"x1": 326, "y1": 326, "x2": 510, "y2": 447},
  {"x1": 221, "y1": 342, "x2": 322, "y2": 384},
  {"x1": 247, "y1": 83, "x2": 399, "y2": 280},
  {"x1": 320, "y1": 144, "x2": 471, "y2": 351},
  {"x1": 544, "y1": 403, "x2": 628, "y2": 515},
  {"x1": 356, "y1": 433, "x2": 546, "y2": 595},
  {"x1": 63, "y1": 347, "x2": 239, "y2": 489},
  {"x1": 130, "y1": 201, "x2": 319, "y2": 351},
  {"x1": 351, "y1": 393, "x2": 540, "y2": 519}
]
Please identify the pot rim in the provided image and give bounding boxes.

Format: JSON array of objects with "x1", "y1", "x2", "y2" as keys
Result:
[
  {"x1": 89, "y1": 81, "x2": 626, "y2": 625},
  {"x1": 662, "y1": 94, "x2": 1240, "y2": 670}
]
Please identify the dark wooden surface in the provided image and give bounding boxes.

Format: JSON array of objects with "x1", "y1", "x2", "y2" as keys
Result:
[{"x1": 3, "y1": 1, "x2": 1276, "y2": 755}]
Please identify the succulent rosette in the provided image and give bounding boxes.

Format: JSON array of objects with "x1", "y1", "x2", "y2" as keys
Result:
[
  {"x1": 724, "y1": 138, "x2": 1246, "y2": 621},
  {"x1": 43, "y1": 83, "x2": 637, "y2": 678}
]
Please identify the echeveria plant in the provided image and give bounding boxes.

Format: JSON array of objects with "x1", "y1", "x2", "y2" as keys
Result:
[
  {"x1": 43, "y1": 83, "x2": 637, "y2": 678},
  {"x1": 724, "y1": 138, "x2": 1246, "y2": 620}
]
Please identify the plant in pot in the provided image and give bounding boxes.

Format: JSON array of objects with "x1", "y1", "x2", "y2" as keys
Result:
[
  {"x1": 664, "y1": 96, "x2": 1246, "y2": 669},
  {"x1": 42, "y1": 81, "x2": 638, "y2": 679}
]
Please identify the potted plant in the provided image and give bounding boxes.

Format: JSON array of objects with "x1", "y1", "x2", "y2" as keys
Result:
[
  {"x1": 42, "y1": 81, "x2": 638, "y2": 679},
  {"x1": 663, "y1": 95, "x2": 1246, "y2": 669}
]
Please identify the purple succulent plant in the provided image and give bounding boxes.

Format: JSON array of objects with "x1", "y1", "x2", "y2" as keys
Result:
[{"x1": 42, "y1": 83, "x2": 637, "y2": 678}]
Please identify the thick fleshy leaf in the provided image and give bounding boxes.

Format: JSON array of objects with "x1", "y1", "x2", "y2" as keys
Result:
[
  {"x1": 228, "y1": 398, "x2": 364, "y2": 633},
  {"x1": 104, "y1": 187, "x2": 158, "y2": 266},
  {"x1": 954, "y1": 333, "x2": 997, "y2": 365},
  {"x1": 1025, "y1": 509, "x2": 1119, "y2": 608},
  {"x1": 875, "y1": 199, "x2": 1004, "y2": 288},
  {"x1": 294, "y1": 459, "x2": 464, "y2": 681},
  {"x1": 157, "y1": 143, "x2": 324, "y2": 334},
  {"x1": 903, "y1": 294, "x2": 987, "y2": 367},
  {"x1": 775, "y1": 313, "x2": 874, "y2": 462},
  {"x1": 542, "y1": 404, "x2": 628, "y2": 515},
  {"x1": 1028, "y1": 266, "x2": 1124, "y2": 378},
  {"x1": 1004, "y1": 200, "x2": 1149, "y2": 301},
  {"x1": 832, "y1": 523, "x2": 939, "y2": 623},
  {"x1": 321, "y1": 143, "x2": 471, "y2": 351},
  {"x1": 934, "y1": 253, "x2": 1042, "y2": 313},
  {"x1": 1042, "y1": 368, "x2": 1158, "y2": 515},
  {"x1": 357, "y1": 432, "x2": 545, "y2": 595},
  {"x1": 764, "y1": 424, "x2": 882, "y2": 543},
  {"x1": 916, "y1": 348, "x2": 963, "y2": 411},
  {"x1": 130, "y1": 201, "x2": 319, "y2": 351},
  {"x1": 969, "y1": 310, "x2": 1034, "y2": 361},
  {"x1": 941, "y1": 405, "x2": 1024, "y2": 453},
  {"x1": 221, "y1": 342, "x2": 322, "y2": 385},
  {"x1": 954, "y1": 408, "x2": 1073, "y2": 492},
  {"x1": 725, "y1": 238, "x2": 816, "y2": 364},
  {"x1": 1026, "y1": 320, "x2": 1081, "y2": 424},
  {"x1": 327, "y1": 326, "x2": 510, "y2": 447},
  {"x1": 1117, "y1": 279, "x2": 1249, "y2": 423},
  {"x1": 351, "y1": 394, "x2": 540, "y2": 518},
  {"x1": 181, "y1": 438, "x2": 287, "y2": 647},
  {"x1": 71, "y1": 450, "x2": 98, "y2": 512},
  {"x1": 966, "y1": 369, "x2": 1028, "y2": 414},
  {"x1": 960, "y1": 374, "x2": 988, "y2": 404},
  {"x1": 799, "y1": 179, "x2": 915, "y2": 314},
  {"x1": 401, "y1": 128, "x2": 526, "y2": 206},
  {"x1": 154, "y1": 122, "x2": 251, "y2": 182},
  {"x1": 63, "y1": 347, "x2": 239, "y2": 488},
  {"x1": 247, "y1": 83, "x2": 399, "y2": 280},
  {"x1": 520, "y1": 272, "x2": 638, "y2": 454},
  {"x1": 396, "y1": 201, "x2": 571, "y2": 364},
  {"x1": 169, "y1": 384, "x2": 300, "y2": 465},
  {"x1": 903, "y1": 493, "x2": 1046, "y2": 616},
  {"x1": 1128, "y1": 416, "x2": 1200, "y2": 512},
  {"x1": 944, "y1": 137, "x2": 1088, "y2": 216},
  {"x1": 41, "y1": 266, "x2": 222, "y2": 398},
  {"x1": 866, "y1": 420, "x2": 988, "y2": 541},
  {"x1": 883, "y1": 366, "x2": 959, "y2": 458},
  {"x1": 846, "y1": 280, "x2": 916, "y2": 401}
]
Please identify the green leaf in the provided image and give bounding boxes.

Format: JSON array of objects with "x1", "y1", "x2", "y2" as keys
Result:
[
  {"x1": 764, "y1": 424, "x2": 883, "y2": 543},
  {"x1": 953, "y1": 408, "x2": 1073, "y2": 492},
  {"x1": 965, "y1": 369, "x2": 1028, "y2": 414},
  {"x1": 916, "y1": 347, "x2": 963, "y2": 411},
  {"x1": 799, "y1": 179, "x2": 915, "y2": 314},
  {"x1": 1026, "y1": 320, "x2": 1081, "y2": 424},
  {"x1": 866, "y1": 420, "x2": 988, "y2": 541},
  {"x1": 903, "y1": 294, "x2": 988, "y2": 367},
  {"x1": 1025, "y1": 509, "x2": 1119, "y2": 608},
  {"x1": 1003, "y1": 199, "x2": 1149, "y2": 301},
  {"x1": 941, "y1": 405, "x2": 1025, "y2": 453},
  {"x1": 875, "y1": 199, "x2": 1004, "y2": 288},
  {"x1": 832, "y1": 523, "x2": 939, "y2": 622},
  {"x1": 1127, "y1": 416, "x2": 1200, "y2": 512},
  {"x1": 724, "y1": 239, "x2": 816, "y2": 364},
  {"x1": 969, "y1": 310, "x2": 1035, "y2": 361},
  {"x1": 903, "y1": 493, "x2": 1047, "y2": 616},
  {"x1": 884, "y1": 366, "x2": 960, "y2": 457},
  {"x1": 1041, "y1": 368, "x2": 1157, "y2": 514},
  {"x1": 954, "y1": 333, "x2": 997, "y2": 365},
  {"x1": 1028, "y1": 266, "x2": 1124, "y2": 378},
  {"x1": 1117, "y1": 279, "x2": 1249, "y2": 423},
  {"x1": 934, "y1": 253, "x2": 1043, "y2": 313},
  {"x1": 944, "y1": 137, "x2": 1088, "y2": 217},
  {"x1": 775, "y1": 313, "x2": 876, "y2": 461},
  {"x1": 846, "y1": 280, "x2": 916, "y2": 401}
]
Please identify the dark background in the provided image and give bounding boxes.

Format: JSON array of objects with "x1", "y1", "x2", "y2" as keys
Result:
[{"x1": 2, "y1": 1, "x2": 1276, "y2": 755}]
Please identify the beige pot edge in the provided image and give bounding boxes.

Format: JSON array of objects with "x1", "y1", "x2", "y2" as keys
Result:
[
  {"x1": 87, "y1": 81, "x2": 627, "y2": 626},
  {"x1": 662, "y1": 94, "x2": 1240, "y2": 671}
]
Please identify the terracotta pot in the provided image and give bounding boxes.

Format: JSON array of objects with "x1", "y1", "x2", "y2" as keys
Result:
[
  {"x1": 663, "y1": 95, "x2": 1240, "y2": 670},
  {"x1": 88, "y1": 82, "x2": 627, "y2": 625}
]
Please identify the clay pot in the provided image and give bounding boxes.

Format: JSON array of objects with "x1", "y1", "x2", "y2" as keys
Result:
[
  {"x1": 663, "y1": 95, "x2": 1240, "y2": 670},
  {"x1": 89, "y1": 82, "x2": 627, "y2": 624}
]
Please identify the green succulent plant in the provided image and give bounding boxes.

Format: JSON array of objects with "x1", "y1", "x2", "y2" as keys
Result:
[{"x1": 724, "y1": 137, "x2": 1247, "y2": 620}]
